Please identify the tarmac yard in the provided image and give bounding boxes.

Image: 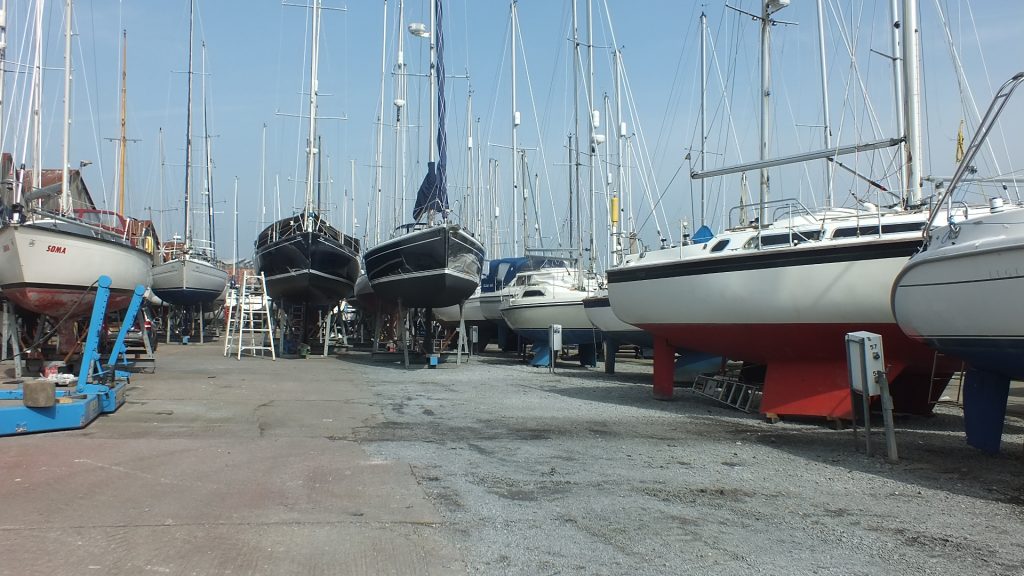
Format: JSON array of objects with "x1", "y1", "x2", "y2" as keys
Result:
[{"x1": 2, "y1": 343, "x2": 1022, "y2": 575}]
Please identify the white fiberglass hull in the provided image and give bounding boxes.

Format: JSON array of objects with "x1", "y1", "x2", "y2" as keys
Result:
[
  {"x1": 435, "y1": 289, "x2": 487, "y2": 324},
  {"x1": 582, "y1": 294, "x2": 650, "y2": 347},
  {"x1": 501, "y1": 293, "x2": 600, "y2": 346},
  {"x1": 607, "y1": 211, "x2": 950, "y2": 418},
  {"x1": 151, "y1": 256, "x2": 229, "y2": 306},
  {"x1": 893, "y1": 205, "x2": 1024, "y2": 379},
  {"x1": 478, "y1": 292, "x2": 505, "y2": 322},
  {"x1": 0, "y1": 219, "x2": 151, "y2": 317}
]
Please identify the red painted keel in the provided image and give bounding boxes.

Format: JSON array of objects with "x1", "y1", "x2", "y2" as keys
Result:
[{"x1": 641, "y1": 322, "x2": 957, "y2": 419}]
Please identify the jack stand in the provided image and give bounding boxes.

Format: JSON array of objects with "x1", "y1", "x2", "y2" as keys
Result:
[
  {"x1": 456, "y1": 303, "x2": 466, "y2": 365},
  {"x1": 322, "y1": 308, "x2": 332, "y2": 357},
  {"x1": 2, "y1": 301, "x2": 23, "y2": 379},
  {"x1": 399, "y1": 299, "x2": 409, "y2": 368},
  {"x1": 0, "y1": 276, "x2": 141, "y2": 435}
]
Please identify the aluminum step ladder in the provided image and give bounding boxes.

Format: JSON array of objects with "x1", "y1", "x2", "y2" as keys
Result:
[
  {"x1": 225, "y1": 272, "x2": 276, "y2": 360},
  {"x1": 692, "y1": 374, "x2": 762, "y2": 413}
]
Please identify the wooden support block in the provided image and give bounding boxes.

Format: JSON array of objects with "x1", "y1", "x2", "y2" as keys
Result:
[{"x1": 764, "y1": 413, "x2": 780, "y2": 424}]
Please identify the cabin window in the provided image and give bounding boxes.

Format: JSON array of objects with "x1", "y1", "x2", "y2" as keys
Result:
[
  {"x1": 522, "y1": 289, "x2": 546, "y2": 298},
  {"x1": 711, "y1": 239, "x2": 730, "y2": 253},
  {"x1": 832, "y1": 222, "x2": 924, "y2": 239},
  {"x1": 759, "y1": 230, "x2": 821, "y2": 247},
  {"x1": 882, "y1": 222, "x2": 925, "y2": 234}
]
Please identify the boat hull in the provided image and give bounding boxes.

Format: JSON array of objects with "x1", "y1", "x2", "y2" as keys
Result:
[
  {"x1": 255, "y1": 229, "x2": 360, "y2": 307},
  {"x1": 479, "y1": 292, "x2": 504, "y2": 321},
  {"x1": 893, "y1": 207, "x2": 1024, "y2": 380},
  {"x1": 501, "y1": 297, "x2": 601, "y2": 346},
  {"x1": 434, "y1": 290, "x2": 487, "y2": 324},
  {"x1": 151, "y1": 257, "x2": 228, "y2": 307},
  {"x1": 364, "y1": 224, "x2": 484, "y2": 309},
  {"x1": 608, "y1": 236, "x2": 947, "y2": 418},
  {"x1": 0, "y1": 219, "x2": 151, "y2": 317},
  {"x1": 582, "y1": 295, "x2": 651, "y2": 348}
]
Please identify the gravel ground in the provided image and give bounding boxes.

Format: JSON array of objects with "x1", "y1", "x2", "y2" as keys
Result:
[{"x1": 347, "y1": 350, "x2": 1024, "y2": 576}]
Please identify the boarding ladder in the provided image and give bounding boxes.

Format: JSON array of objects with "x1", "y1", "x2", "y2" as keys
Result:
[
  {"x1": 224, "y1": 272, "x2": 276, "y2": 360},
  {"x1": 692, "y1": 374, "x2": 762, "y2": 413}
]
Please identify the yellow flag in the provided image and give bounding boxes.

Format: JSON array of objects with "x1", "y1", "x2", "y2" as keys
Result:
[{"x1": 955, "y1": 120, "x2": 965, "y2": 163}]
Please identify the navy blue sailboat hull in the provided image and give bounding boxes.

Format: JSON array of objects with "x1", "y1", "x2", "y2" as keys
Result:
[
  {"x1": 255, "y1": 217, "x2": 360, "y2": 307},
  {"x1": 363, "y1": 224, "x2": 484, "y2": 309}
]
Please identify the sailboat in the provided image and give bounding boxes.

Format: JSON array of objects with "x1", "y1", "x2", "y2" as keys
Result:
[
  {"x1": 498, "y1": 0, "x2": 604, "y2": 364},
  {"x1": 151, "y1": 0, "x2": 228, "y2": 307},
  {"x1": 607, "y1": 0, "x2": 956, "y2": 417},
  {"x1": 363, "y1": 0, "x2": 485, "y2": 310},
  {"x1": 254, "y1": 0, "x2": 361, "y2": 308},
  {"x1": 0, "y1": 0, "x2": 151, "y2": 319},
  {"x1": 891, "y1": 72, "x2": 1024, "y2": 451}
]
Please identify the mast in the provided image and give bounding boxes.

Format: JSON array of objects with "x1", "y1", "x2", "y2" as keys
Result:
[
  {"x1": 510, "y1": 0, "x2": 519, "y2": 255},
  {"x1": 232, "y1": 176, "x2": 238, "y2": 278},
  {"x1": 182, "y1": 0, "x2": 195, "y2": 249},
  {"x1": 586, "y1": 0, "x2": 596, "y2": 275},
  {"x1": 0, "y1": 0, "x2": 6, "y2": 151},
  {"x1": 60, "y1": 0, "x2": 72, "y2": 215},
  {"x1": 373, "y1": 0, "x2": 387, "y2": 244},
  {"x1": 699, "y1": 12, "x2": 707, "y2": 226},
  {"x1": 889, "y1": 0, "x2": 906, "y2": 198},
  {"x1": 303, "y1": 0, "x2": 323, "y2": 229},
  {"x1": 901, "y1": 0, "x2": 923, "y2": 207},
  {"x1": 30, "y1": 0, "x2": 42, "y2": 200},
  {"x1": 815, "y1": 0, "x2": 834, "y2": 206},
  {"x1": 571, "y1": 0, "x2": 581, "y2": 268},
  {"x1": 202, "y1": 41, "x2": 215, "y2": 257},
  {"x1": 158, "y1": 127, "x2": 165, "y2": 239},
  {"x1": 260, "y1": 123, "x2": 266, "y2": 228},
  {"x1": 395, "y1": 0, "x2": 406, "y2": 231},
  {"x1": 466, "y1": 88, "x2": 473, "y2": 230},
  {"x1": 613, "y1": 47, "x2": 624, "y2": 265},
  {"x1": 758, "y1": 0, "x2": 771, "y2": 230},
  {"x1": 117, "y1": 29, "x2": 128, "y2": 214},
  {"x1": 427, "y1": 0, "x2": 436, "y2": 165},
  {"x1": 316, "y1": 135, "x2": 322, "y2": 211}
]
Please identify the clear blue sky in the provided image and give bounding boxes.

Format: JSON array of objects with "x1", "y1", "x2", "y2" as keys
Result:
[{"x1": 3, "y1": 0, "x2": 1022, "y2": 265}]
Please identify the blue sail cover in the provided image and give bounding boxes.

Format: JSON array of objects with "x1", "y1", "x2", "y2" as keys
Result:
[
  {"x1": 412, "y1": 162, "x2": 439, "y2": 221},
  {"x1": 412, "y1": 0, "x2": 449, "y2": 222}
]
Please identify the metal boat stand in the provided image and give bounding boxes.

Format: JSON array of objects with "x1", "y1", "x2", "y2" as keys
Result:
[{"x1": 0, "y1": 276, "x2": 144, "y2": 435}]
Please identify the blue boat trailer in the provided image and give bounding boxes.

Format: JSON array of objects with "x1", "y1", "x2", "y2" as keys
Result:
[{"x1": 0, "y1": 276, "x2": 146, "y2": 436}]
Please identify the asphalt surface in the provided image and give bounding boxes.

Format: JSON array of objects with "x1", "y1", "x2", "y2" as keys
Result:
[{"x1": 2, "y1": 342, "x2": 1022, "y2": 575}]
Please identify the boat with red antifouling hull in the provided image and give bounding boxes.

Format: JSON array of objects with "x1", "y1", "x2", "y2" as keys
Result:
[
  {"x1": 0, "y1": 163, "x2": 152, "y2": 319},
  {"x1": 606, "y1": 0, "x2": 962, "y2": 420},
  {"x1": 608, "y1": 208, "x2": 957, "y2": 419}
]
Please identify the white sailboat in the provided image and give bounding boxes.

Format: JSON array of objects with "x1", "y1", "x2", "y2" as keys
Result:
[
  {"x1": 891, "y1": 72, "x2": 1024, "y2": 451},
  {"x1": 497, "y1": 0, "x2": 604, "y2": 363},
  {"x1": 151, "y1": 0, "x2": 228, "y2": 307},
  {"x1": 500, "y1": 266, "x2": 600, "y2": 347},
  {"x1": 0, "y1": 0, "x2": 150, "y2": 319},
  {"x1": 607, "y1": 0, "x2": 956, "y2": 417}
]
